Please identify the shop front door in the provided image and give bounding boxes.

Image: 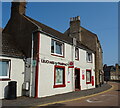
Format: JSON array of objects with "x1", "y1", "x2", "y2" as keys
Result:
[{"x1": 75, "y1": 68, "x2": 80, "y2": 90}]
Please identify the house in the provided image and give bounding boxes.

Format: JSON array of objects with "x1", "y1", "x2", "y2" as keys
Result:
[
  {"x1": 64, "y1": 16, "x2": 104, "y2": 87},
  {"x1": 0, "y1": 28, "x2": 25, "y2": 99},
  {"x1": 2, "y1": 1, "x2": 102, "y2": 98},
  {"x1": 103, "y1": 64, "x2": 120, "y2": 81}
]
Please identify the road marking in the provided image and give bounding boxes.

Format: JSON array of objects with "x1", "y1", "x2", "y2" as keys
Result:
[
  {"x1": 86, "y1": 98, "x2": 102, "y2": 103},
  {"x1": 31, "y1": 84, "x2": 114, "y2": 107},
  {"x1": 101, "y1": 94, "x2": 116, "y2": 97}
]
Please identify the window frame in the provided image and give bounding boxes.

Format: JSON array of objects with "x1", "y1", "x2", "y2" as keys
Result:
[
  {"x1": 51, "y1": 39, "x2": 64, "y2": 58},
  {"x1": 75, "y1": 47, "x2": 79, "y2": 60},
  {"x1": 86, "y1": 69, "x2": 92, "y2": 84},
  {"x1": 86, "y1": 52, "x2": 92, "y2": 63},
  {"x1": 53, "y1": 65, "x2": 66, "y2": 88},
  {"x1": 0, "y1": 59, "x2": 11, "y2": 81}
]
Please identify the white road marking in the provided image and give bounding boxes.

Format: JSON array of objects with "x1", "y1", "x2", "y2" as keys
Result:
[{"x1": 86, "y1": 98, "x2": 102, "y2": 103}]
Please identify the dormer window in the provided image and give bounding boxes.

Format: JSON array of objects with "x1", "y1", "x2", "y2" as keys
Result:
[
  {"x1": 51, "y1": 39, "x2": 64, "y2": 57},
  {"x1": 86, "y1": 52, "x2": 92, "y2": 63},
  {"x1": 75, "y1": 47, "x2": 79, "y2": 60}
]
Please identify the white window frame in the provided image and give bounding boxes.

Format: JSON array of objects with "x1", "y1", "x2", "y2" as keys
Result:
[
  {"x1": 54, "y1": 65, "x2": 66, "y2": 88},
  {"x1": 0, "y1": 59, "x2": 11, "y2": 79},
  {"x1": 51, "y1": 39, "x2": 64, "y2": 57},
  {"x1": 86, "y1": 52, "x2": 92, "y2": 63}
]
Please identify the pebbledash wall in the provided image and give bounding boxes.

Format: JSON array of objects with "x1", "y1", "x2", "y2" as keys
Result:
[
  {"x1": 0, "y1": 56, "x2": 24, "y2": 99},
  {"x1": 31, "y1": 32, "x2": 95, "y2": 98}
]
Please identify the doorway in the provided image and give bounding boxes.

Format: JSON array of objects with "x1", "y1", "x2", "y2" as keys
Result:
[{"x1": 75, "y1": 68, "x2": 80, "y2": 91}]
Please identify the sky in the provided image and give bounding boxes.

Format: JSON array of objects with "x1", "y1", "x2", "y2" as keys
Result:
[{"x1": 1, "y1": 2, "x2": 118, "y2": 66}]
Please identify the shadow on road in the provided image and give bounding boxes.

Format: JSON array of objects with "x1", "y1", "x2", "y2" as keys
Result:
[{"x1": 47, "y1": 103, "x2": 65, "y2": 107}]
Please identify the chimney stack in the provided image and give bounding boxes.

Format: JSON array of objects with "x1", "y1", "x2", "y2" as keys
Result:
[
  {"x1": 11, "y1": 0, "x2": 26, "y2": 17},
  {"x1": 69, "y1": 16, "x2": 81, "y2": 42}
]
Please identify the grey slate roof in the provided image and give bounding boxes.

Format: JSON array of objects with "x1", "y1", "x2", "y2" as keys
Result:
[
  {"x1": 24, "y1": 15, "x2": 73, "y2": 44},
  {"x1": 24, "y1": 15, "x2": 94, "y2": 53},
  {"x1": 0, "y1": 32, "x2": 24, "y2": 58}
]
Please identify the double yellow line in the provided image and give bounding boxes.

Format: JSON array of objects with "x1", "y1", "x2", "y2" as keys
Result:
[{"x1": 31, "y1": 84, "x2": 114, "y2": 107}]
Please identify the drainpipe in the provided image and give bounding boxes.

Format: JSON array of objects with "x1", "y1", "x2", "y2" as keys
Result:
[
  {"x1": 34, "y1": 32, "x2": 40, "y2": 98},
  {"x1": 29, "y1": 32, "x2": 34, "y2": 97},
  {"x1": 30, "y1": 30, "x2": 40, "y2": 98},
  {"x1": 72, "y1": 38, "x2": 76, "y2": 91},
  {"x1": 72, "y1": 44, "x2": 74, "y2": 91}
]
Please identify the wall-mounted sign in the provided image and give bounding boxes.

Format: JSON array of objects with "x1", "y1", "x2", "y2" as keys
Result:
[
  {"x1": 32, "y1": 60, "x2": 37, "y2": 67},
  {"x1": 41, "y1": 59, "x2": 69, "y2": 66},
  {"x1": 82, "y1": 70, "x2": 85, "y2": 80},
  {"x1": 68, "y1": 61, "x2": 74, "y2": 68},
  {"x1": 92, "y1": 76, "x2": 94, "y2": 86}
]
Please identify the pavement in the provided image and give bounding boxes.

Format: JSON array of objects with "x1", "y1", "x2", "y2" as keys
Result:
[{"x1": 1, "y1": 82, "x2": 113, "y2": 107}]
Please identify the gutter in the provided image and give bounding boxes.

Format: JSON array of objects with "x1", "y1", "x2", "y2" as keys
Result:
[{"x1": 0, "y1": 54, "x2": 24, "y2": 59}]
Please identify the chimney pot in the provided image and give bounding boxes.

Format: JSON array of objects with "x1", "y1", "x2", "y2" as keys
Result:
[
  {"x1": 77, "y1": 16, "x2": 80, "y2": 20},
  {"x1": 70, "y1": 16, "x2": 80, "y2": 22},
  {"x1": 70, "y1": 17, "x2": 73, "y2": 21}
]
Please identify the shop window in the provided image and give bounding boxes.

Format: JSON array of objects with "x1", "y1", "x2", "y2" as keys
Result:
[
  {"x1": 86, "y1": 52, "x2": 92, "y2": 63},
  {"x1": 86, "y1": 69, "x2": 91, "y2": 84},
  {"x1": 51, "y1": 39, "x2": 64, "y2": 57},
  {"x1": 54, "y1": 65, "x2": 66, "y2": 88},
  {"x1": 75, "y1": 47, "x2": 79, "y2": 60},
  {"x1": 0, "y1": 59, "x2": 11, "y2": 80}
]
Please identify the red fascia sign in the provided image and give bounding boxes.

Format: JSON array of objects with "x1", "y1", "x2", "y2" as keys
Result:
[{"x1": 68, "y1": 61, "x2": 74, "y2": 68}]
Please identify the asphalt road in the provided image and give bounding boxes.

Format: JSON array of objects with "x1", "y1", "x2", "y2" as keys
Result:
[
  {"x1": 1, "y1": 82, "x2": 119, "y2": 107},
  {"x1": 43, "y1": 82, "x2": 119, "y2": 107}
]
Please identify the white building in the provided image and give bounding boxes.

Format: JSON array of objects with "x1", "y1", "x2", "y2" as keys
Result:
[
  {"x1": 25, "y1": 27, "x2": 95, "y2": 98},
  {"x1": 2, "y1": 2, "x2": 96, "y2": 99},
  {"x1": 0, "y1": 33, "x2": 24, "y2": 99}
]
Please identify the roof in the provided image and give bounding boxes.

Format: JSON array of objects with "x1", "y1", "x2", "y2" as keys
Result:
[
  {"x1": 24, "y1": 15, "x2": 94, "y2": 53},
  {"x1": 64, "y1": 27, "x2": 98, "y2": 52},
  {"x1": 0, "y1": 32, "x2": 24, "y2": 58},
  {"x1": 24, "y1": 15, "x2": 73, "y2": 44}
]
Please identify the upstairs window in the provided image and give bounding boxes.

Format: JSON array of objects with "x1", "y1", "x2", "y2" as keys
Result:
[
  {"x1": 86, "y1": 52, "x2": 92, "y2": 63},
  {"x1": 75, "y1": 47, "x2": 79, "y2": 60},
  {"x1": 51, "y1": 39, "x2": 64, "y2": 57},
  {"x1": 0, "y1": 59, "x2": 11, "y2": 80}
]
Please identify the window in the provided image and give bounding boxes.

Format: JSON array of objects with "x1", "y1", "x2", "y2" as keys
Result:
[
  {"x1": 54, "y1": 65, "x2": 66, "y2": 88},
  {"x1": 0, "y1": 59, "x2": 11, "y2": 80},
  {"x1": 75, "y1": 47, "x2": 79, "y2": 60},
  {"x1": 86, "y1": 70, "x2": 91, "y2": 84},
  {"x1": 51, "y1": 39, "x2": 64, "y2": 57},
  {"x1": 86, "y1": 52, "x2": 92, "y2": 63}
]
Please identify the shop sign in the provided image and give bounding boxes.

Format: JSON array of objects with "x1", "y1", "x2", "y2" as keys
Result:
[
  {"x1": 41, "y1": 59, "x2": 69, "y2": 66},
  {"x1": 32, "y1": 60, "x2": 37, "y2": 67},
  {"x1": 68, "y1": 61, "x2": 74, "y2": 68}
]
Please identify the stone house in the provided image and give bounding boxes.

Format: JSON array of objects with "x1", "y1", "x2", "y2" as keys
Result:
[
  {"x1": 103, "y1": 64, "x2": 120, "y2": 81},
  {"x1": 64, "y1": 14, "x2": 103, "y2": 87}
]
